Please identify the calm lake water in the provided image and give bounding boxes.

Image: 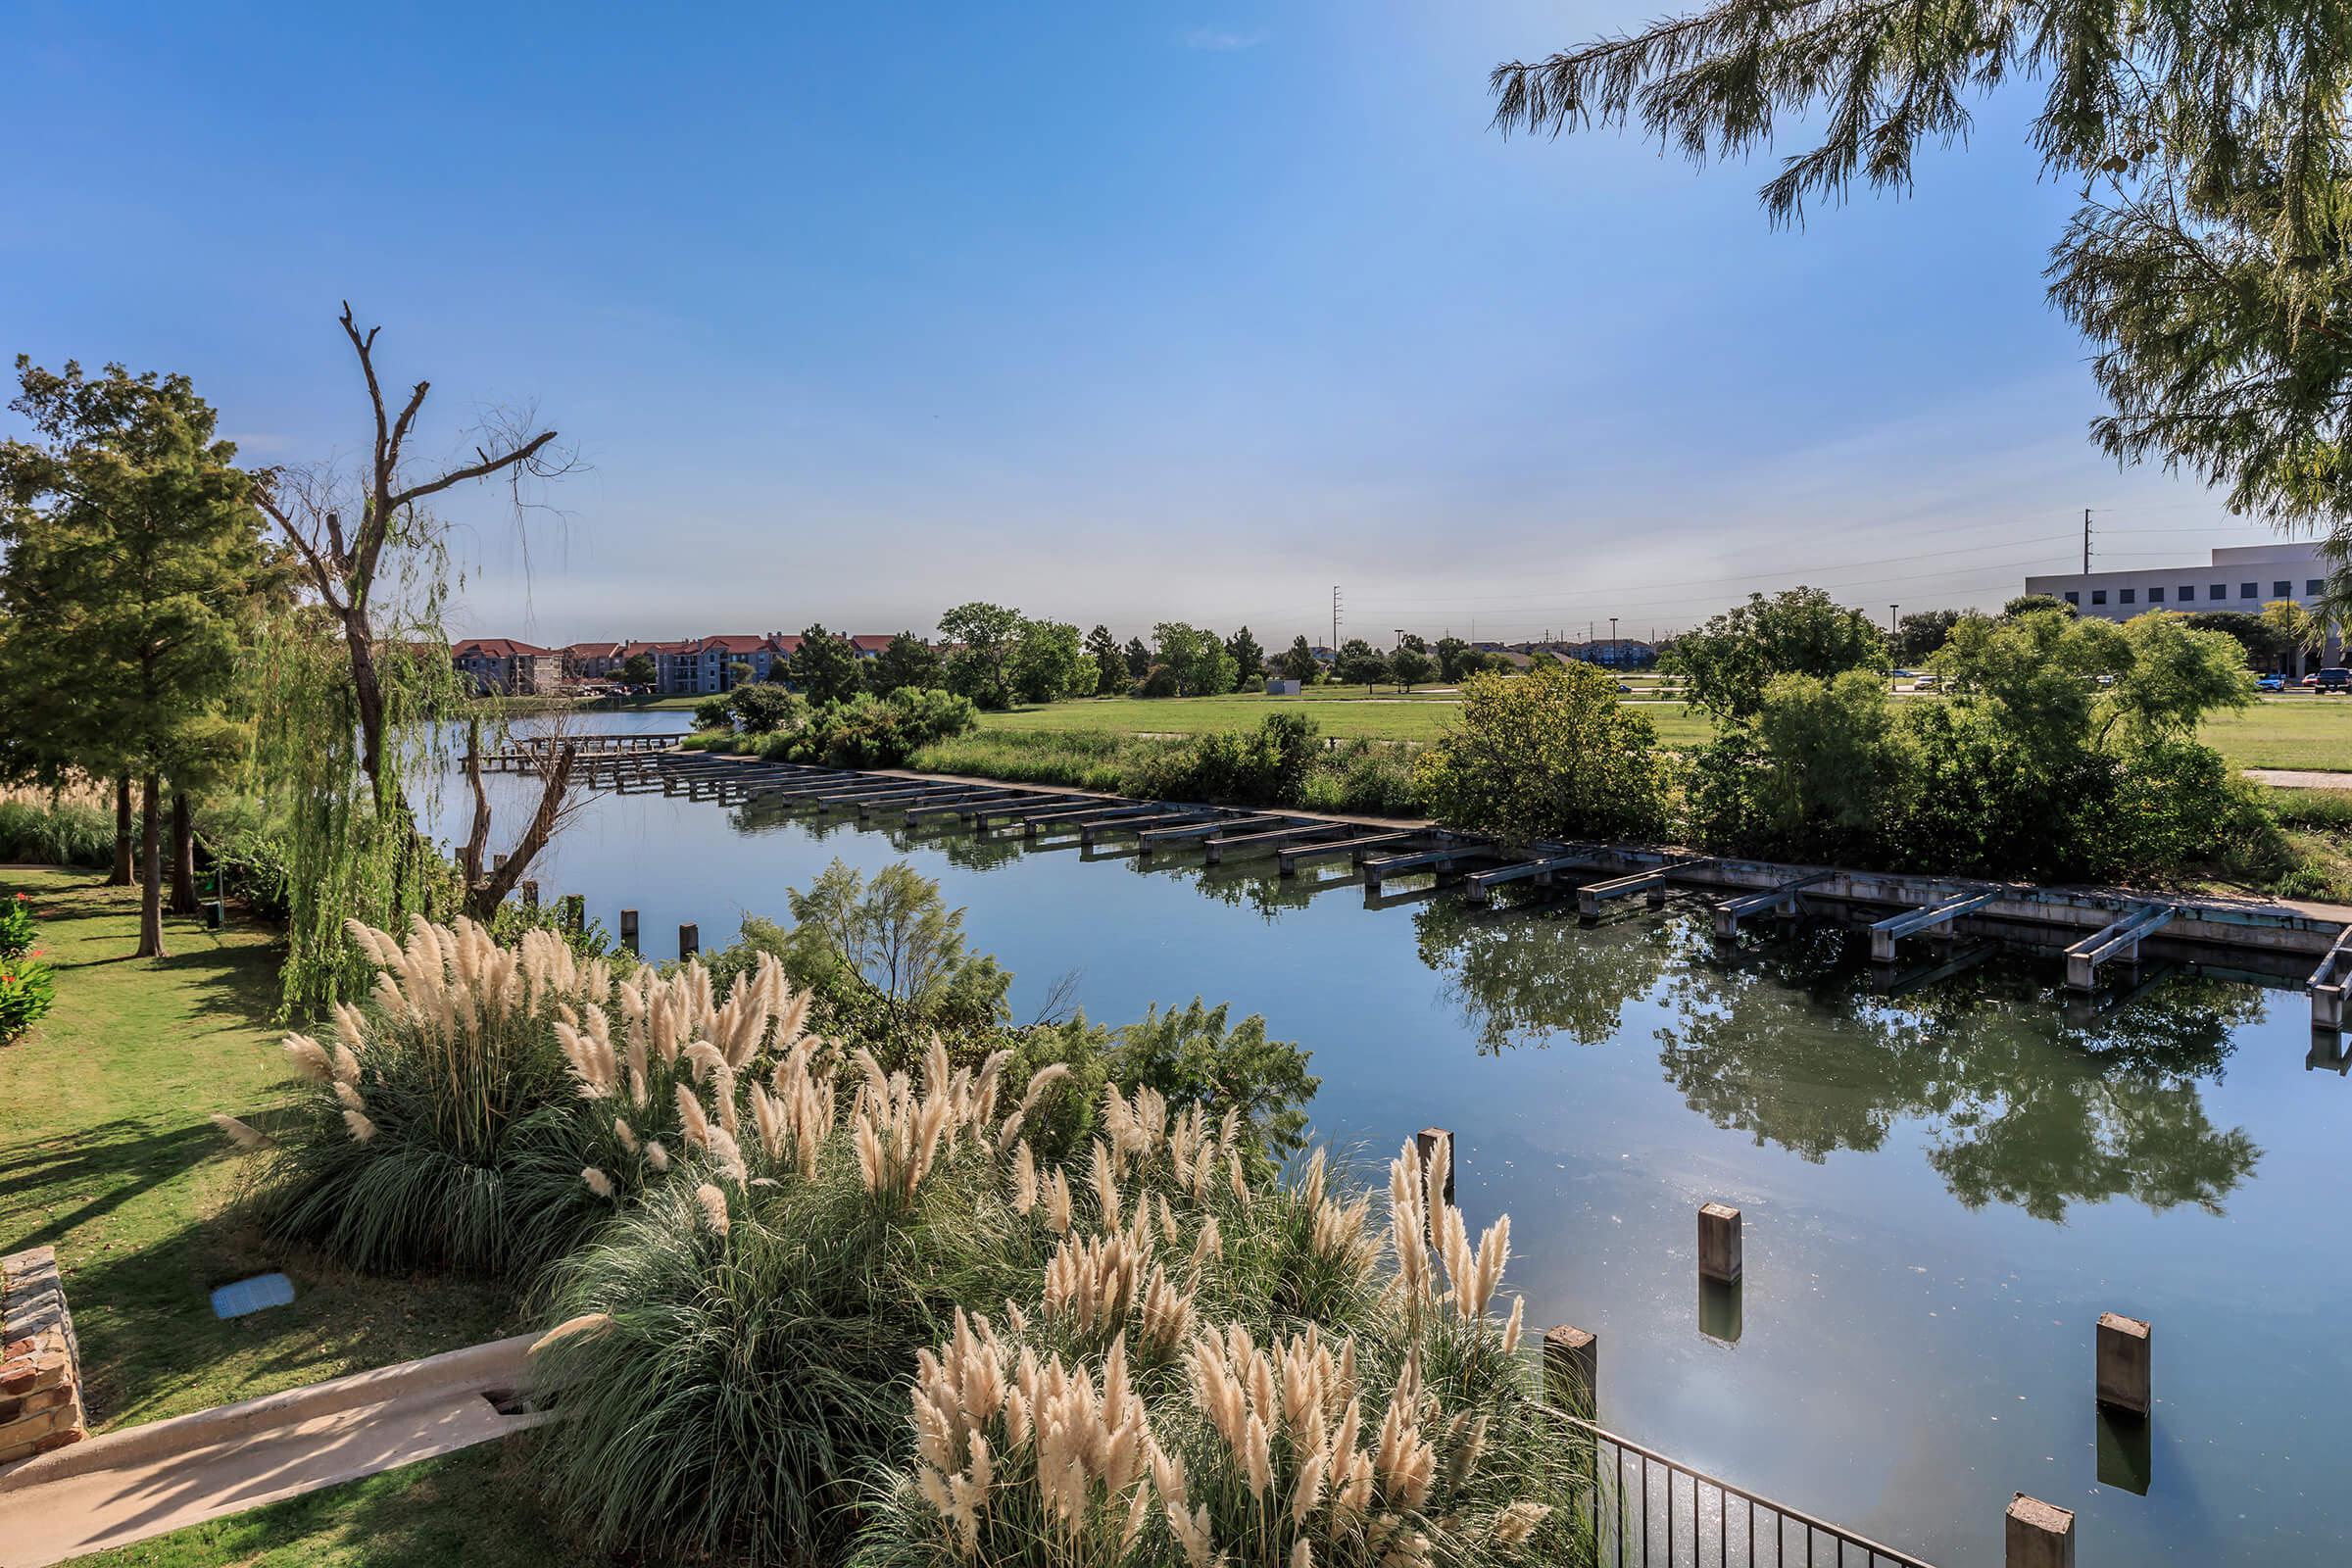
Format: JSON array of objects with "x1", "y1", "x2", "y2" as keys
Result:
[{"x1": 438, "y1": 711, "x2": 2351, "y2": 1567}]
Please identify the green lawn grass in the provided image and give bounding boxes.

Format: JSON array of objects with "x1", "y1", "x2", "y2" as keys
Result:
[
  {"x1": 0, "y1": 870, "x2": 515, "y2": 1429},
  {"x1": 0, "y1": 868, "x2": 575, "y2": 1566},
  {"x1": 2200, "y1": 698, "x2": 2352, "y2": 771},
  {"x1": 977, "y1": 688, "x2": 2352, "y2": 772},
  {"x1": 981, "y1": 690, "x2": 1712, "y2": 747}
]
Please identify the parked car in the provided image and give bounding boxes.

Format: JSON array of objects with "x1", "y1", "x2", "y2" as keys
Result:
[
  {"x1": 2305, "y1": 672, "x2": 2324, "y2": 687},
  {"x1": 2319, "y1": 668, "x2": 2352, "y2": 693},
  {"x1": 1910, "y1": 673, "x2": 1940, "y2": 690},
  {"x1": 2257, "y1": 672, "x2": 2287, "y2": 693}
]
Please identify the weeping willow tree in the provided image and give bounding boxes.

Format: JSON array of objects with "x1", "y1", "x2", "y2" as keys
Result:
[
  {"x1": 246, "y1": 304, "x2": 575, "y2": 1012},
  {"x1": 1490, "y1": 0, "x2": 2352, "y2": 548}
]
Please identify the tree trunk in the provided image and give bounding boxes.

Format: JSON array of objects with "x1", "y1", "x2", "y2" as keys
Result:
[
  {"x1": 136, "y1": 774, "x2": 166, "y2": 958},
  {"x1": 111, "y1": 775, "x2": 134, "y2": 886},
  {"x1": 170, "y1": 792, "x2": 199, "y2": 916}
]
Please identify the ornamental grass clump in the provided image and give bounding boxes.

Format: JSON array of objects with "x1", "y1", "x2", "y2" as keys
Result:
[
  {"x1": 528, "y1": 1075, "x2": 1371, "y2": 1565},
  {"x1": 857, "y1": 1136, "x2": 1585, "y2": 1568},
  {"x1": 529, "y1": 1037, "x2": 1064, "y2": 1564},
  {"x1": 239, "y1": 913, "x2": 812, "y2": 1277}
]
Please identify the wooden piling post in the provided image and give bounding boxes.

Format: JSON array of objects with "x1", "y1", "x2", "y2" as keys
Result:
[
  {"x1": 2095, "y1": 1312, "x2": 2151, "y2": 1417},
  {"x1": 1414, "y1": 1128, "x2": 1454, "y2": 1207},
  {"x1": 1697, "y1": 1202, "x2": 1743, "y2": 1283},
  {"x1": 561, "y1": 894, "x2": 584, "y2": 934},
  {"x1": 520, "y1": 880, "x2": 539, "y2": 908},
  {"x1": 1542, "y1": 1325, "x2": 1597, "y2": 1417},
  {"x1": 2004, "y1": 1494, "x2": 2074, "y2": 1568},
  {"x1": 678, "y1": 922, "x2": 699, "y2": 960},
  {"x1": 619, "y1": 908, "x2": 639, "y2": 953}
]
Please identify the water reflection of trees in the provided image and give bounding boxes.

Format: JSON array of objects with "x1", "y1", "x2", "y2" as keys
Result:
[
  {"x1": 1410, "y1": 899, "x2": 1678, "y2": 1054},
  {"x1": 1652, "y1": 928, "x2": 2263, "y2": 1220},
  {"x1": 712, "y1": 801, "x2": 2269, "y2": 1223}
]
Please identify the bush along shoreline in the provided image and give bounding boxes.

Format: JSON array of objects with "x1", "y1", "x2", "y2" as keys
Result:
[{"x1": 206, "y1": 869, "x2": 1590, "y2": 1567}]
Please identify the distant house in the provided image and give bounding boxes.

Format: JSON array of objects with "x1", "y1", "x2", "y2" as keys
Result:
[
  {"x1": 452, "y1": 638, "x2": 556, "y2": 696},
  {"x1": 848, "y1": 634, "x2": 897, "y2": 661}
]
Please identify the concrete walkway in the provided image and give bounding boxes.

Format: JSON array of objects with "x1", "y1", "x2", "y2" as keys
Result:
[
  {"x1": 0, "y1": 1334, "x2": 548, "y2": 1567},
  {"x1": 2245, "y1": 767, "x2": 2352, "y2": 791}
]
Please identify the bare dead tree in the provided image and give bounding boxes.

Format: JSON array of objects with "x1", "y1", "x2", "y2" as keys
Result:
[
  {"x1": 456, "y1": 714, "x2": 597, "y2": 920},
  {"x1": 251, "y1": 302, "x2": 581, "y2": 918}
]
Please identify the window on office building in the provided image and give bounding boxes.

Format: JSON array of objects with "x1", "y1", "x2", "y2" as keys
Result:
[
  {"x1": 2213, "y1": 583, "x2": 2229, "y2": 599},
  {"x1": 2063, "y1": 591, "x2": 2080, "y2": 605},
  {"x1": 2091, "y1": 589, "x2": 2107, "y2": 605},
  {"x1": 2311, "y1": 579, "x2": 2328, "y2": 596},
  {"x1": 2148, "y1": 586, "x2": 2164, "y2": 603},
  {"x1": 2179, "y1": 585, "x2": 2195, "y2": 602},
  {"x1": 2276, "y1": 580, "x2": 2293, "y2": 597},
  {"x1": 2119, "y1": 588, "x2": 2135, "y2": 605},
  {"x1": 2241, "y1": 582, "x2": 2259, "y2": 598}
]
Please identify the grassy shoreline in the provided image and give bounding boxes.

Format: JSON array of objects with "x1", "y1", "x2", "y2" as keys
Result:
[{"x1": 968, "y1": 688, "x2": 2352, "y2": 773}]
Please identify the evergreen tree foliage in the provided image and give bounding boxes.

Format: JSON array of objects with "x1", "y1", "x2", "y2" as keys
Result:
[
  {"x1": 1334, "y1": 637, "x2": 1388, "y2": 691},
  {"x1": 1222, "y1": 625, "x2": 1264, "y2": 689},
  {"x1": 0, "y1": 358, "x2": 264, "y2": 957},
  {"x1": 868, "y1": 631, "x2": 944, "y2": 694},
  {"x1": 1083, "y1": 623, "x2": 1126, "y2": 694},
  {"x1": 790, "y1": 623, "x2": 863, "y2": 706}
]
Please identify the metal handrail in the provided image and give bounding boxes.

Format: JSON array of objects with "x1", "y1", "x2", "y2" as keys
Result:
[{"x1": 1536, "y1": 1404, "x2": 1938, "y2": 1568}]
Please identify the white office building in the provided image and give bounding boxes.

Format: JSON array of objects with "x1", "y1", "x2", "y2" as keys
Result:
[{"x1": 2023, "y1": 541, "x2": 2329, "y2": 620}]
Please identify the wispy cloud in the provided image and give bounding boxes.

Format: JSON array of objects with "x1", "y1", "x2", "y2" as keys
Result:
[{"x1": 1183, "y1": 26, "x2": 1263, "y2": 51}]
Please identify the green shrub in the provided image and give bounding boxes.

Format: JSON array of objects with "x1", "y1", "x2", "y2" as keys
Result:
[
  {"x1": 0, "y1": 892, "x2": 33, "y2": 960},
  {"x1": 775, "y1": 688, "x2": 981, "y2": 769},
  {"x1": 1299, "y1": 739, "x2": 1421, "y2": 816},
  {"x1": 0, "y1": 950, "x2": 55, "y2": 1045},
  {"x1": 0, "y1": 800, "x2": 111, "y2": 867},
  {"x1": 1128, "y1": 713, "x2": 1320, "y2": 807},
  {"x1": 197, "y1": 803, "x2": 297, "y2": 920},
  {"x1": 1416, "y1": 663, "x2": 1672, "y2": 844},
  {"x1": 728, "y1": 682, "x2": 807, "y2": 735},
  {"x1": 693, "y1": 696, "x2": 731, "y2": 730}
]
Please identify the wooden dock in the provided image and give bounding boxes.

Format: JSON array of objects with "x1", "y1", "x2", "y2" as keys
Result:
[{"x1": 565, "y1": 747, "x2": 2352, "y2": 1026}]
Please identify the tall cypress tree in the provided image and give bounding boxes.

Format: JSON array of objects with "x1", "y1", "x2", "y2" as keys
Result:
[{"x1": 0, "y1": 359, "x2": 262, "y2": 957}]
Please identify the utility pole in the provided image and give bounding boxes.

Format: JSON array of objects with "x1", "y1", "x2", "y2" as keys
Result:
[
  {"x1": 2083, "y1": 508, "x2": 2092, "y2": 574},
  {"x1": 1331, "y1": 585, "x2": 1342, "y2": 654},
  {"x1": 1609, "y1": 616, "x2": 1618, "y2": 646},
  {"x1": 1889, "y1": 604, "x2": 1899, "y2": 634},
  {"x1": 1393, "y1": 628, "x2": 1404, "y2": 651}
]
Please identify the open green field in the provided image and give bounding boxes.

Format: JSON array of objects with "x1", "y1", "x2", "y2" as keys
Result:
[
  {"x1": 978, "y1": 688, "x2": 1716, "y2": 744},
  {"x1": 977, "y1": 688, "x2": 2352, "y2": 773}
]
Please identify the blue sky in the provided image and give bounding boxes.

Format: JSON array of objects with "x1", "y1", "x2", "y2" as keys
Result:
[{"x1": 4, "y1": 0, "x2": 2285, "y2": 647}]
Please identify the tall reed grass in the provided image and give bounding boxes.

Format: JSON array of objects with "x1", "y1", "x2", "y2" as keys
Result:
[
  {"x1": 854, "y1": 1134, "x2": 1587, "y2": 1568},
  {"x1": 0, "y1": 800, "x2": 111, "y2": 868},
  {"x1": 242, "y1": 916, "x2": 812, "y2": 1276}
]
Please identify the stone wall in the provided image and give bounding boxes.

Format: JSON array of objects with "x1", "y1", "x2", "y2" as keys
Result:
[{"x1": 0, "y1": 1246, "x2": 87, "y2": 1467}]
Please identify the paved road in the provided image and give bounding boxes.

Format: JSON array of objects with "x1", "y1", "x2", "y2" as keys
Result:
[{"x1": 2245, "y1": 767, "x2": 2352, "y2": 791}]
